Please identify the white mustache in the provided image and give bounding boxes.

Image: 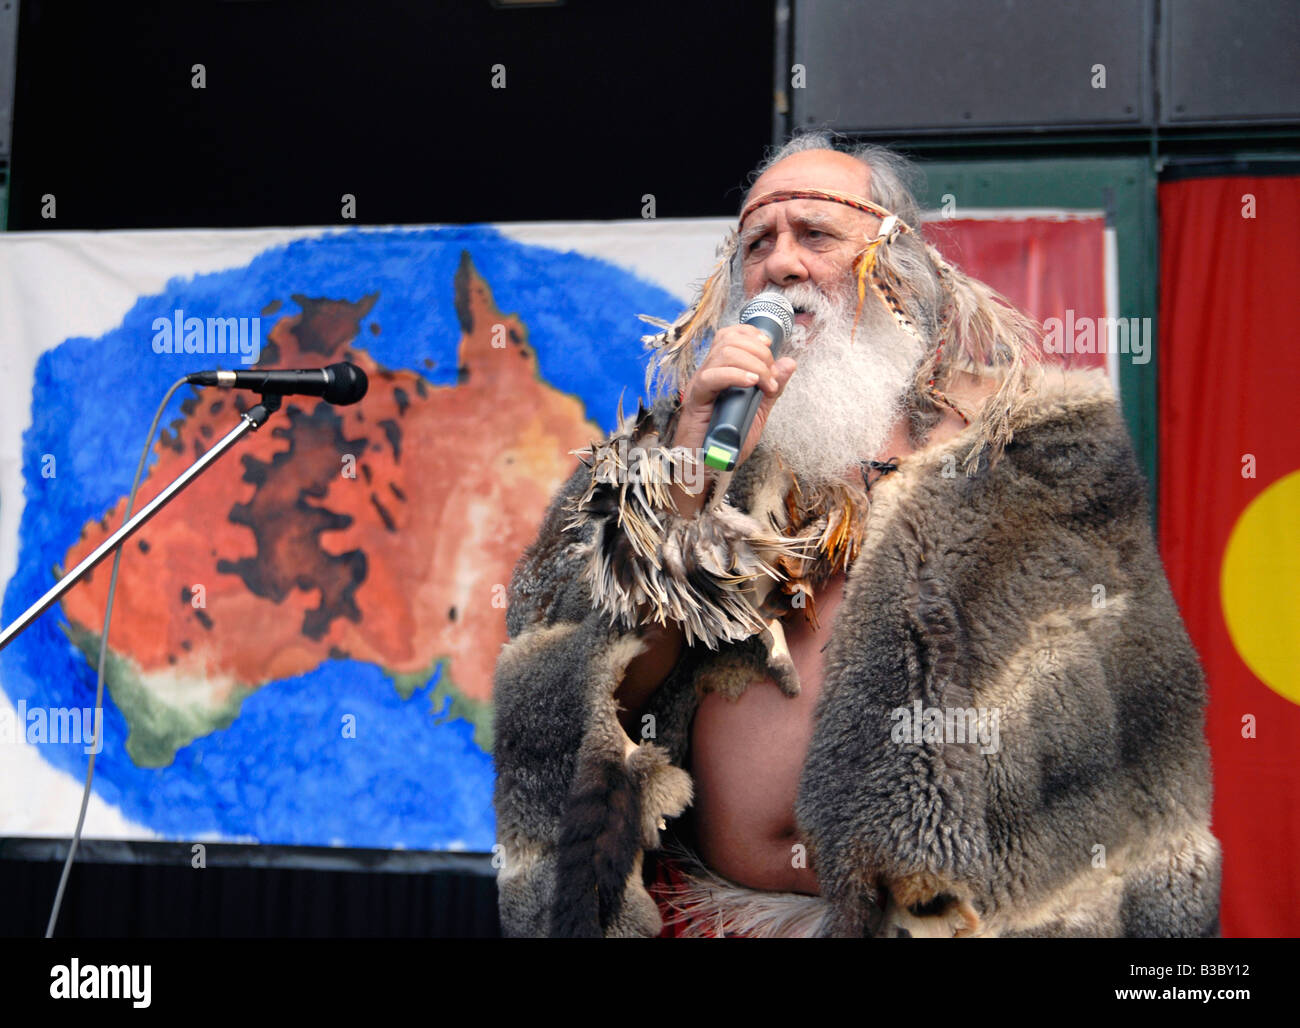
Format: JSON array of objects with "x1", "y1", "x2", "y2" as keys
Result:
[{"x1": 768, "y1": 283, "x2": 848, "y2": 322}]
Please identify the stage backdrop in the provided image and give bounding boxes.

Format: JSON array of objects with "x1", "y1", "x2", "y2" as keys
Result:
[
  {"x1": 0, "y1": 212, "x2": 1107, "y2": 853},
  {"x1": 1158, "y1": 172, "x2": 1300, "y2": 938}
]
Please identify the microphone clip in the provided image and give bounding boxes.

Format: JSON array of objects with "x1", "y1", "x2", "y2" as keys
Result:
[{"x1": 242, "y1": 391, "x2": 282, "y2": 430}]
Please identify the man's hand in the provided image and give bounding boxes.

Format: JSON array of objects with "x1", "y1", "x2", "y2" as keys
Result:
[
  {"x1": 616, "y1": 327, "x2": 797, "y2": 732},
  {"x1": 667, "y1": 324, "x2": 798, "y2": 517}
]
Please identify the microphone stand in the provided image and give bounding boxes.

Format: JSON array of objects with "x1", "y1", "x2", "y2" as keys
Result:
[{"x1": 0, "y1": 393, "x2": 281, "y2": 654}]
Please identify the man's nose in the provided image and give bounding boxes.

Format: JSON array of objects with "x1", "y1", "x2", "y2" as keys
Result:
[{"x1": 763, "y1": 234, "x2": 808, "y2": 287}]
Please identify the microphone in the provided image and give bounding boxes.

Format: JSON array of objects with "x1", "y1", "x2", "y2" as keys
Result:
[
  {"x1": 701, "y1": 292, "x2": 795, "y2": 471},
  {"x1": 186, "y1": 362, "x2": 369, "y2": 406}
]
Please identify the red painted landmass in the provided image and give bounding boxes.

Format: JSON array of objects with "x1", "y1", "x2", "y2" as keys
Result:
[{"x1": 60, "y1": 253, "x2": 599, "y2": 709}]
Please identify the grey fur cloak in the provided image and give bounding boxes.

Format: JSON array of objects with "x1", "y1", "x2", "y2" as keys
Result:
[{"x1": 491, "y1": 368, "x2": 1221, "y2": 937}]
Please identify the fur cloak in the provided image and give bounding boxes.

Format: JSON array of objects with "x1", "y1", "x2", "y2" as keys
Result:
[{"x1": 491, "y1": 368, "x2": 1221, "y2": 937}]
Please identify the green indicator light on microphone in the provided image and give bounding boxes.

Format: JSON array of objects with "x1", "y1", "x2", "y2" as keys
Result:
[{"x1": 704, "y1": 445, "x2": 735, "y2": 471}]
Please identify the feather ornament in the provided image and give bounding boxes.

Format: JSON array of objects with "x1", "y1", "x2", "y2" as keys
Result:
[{"x1": 565, "y1": 401, "x2": 822, "y2": 650}]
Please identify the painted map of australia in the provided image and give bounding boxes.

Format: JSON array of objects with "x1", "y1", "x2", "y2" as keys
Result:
[
  {"x1": 0, "y1": 224, "x2": 679, "y2": 848},
  {"x1": 59, "y1": 253, "x2": 600, "y2": 768}
]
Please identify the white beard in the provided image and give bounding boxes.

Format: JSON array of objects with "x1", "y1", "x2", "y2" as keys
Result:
[{"x1": 740, "y1": 280, "x2": 927, "y2": 489}]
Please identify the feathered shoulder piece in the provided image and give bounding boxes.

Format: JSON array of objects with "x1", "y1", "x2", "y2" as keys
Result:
[{"x1": 563, "y1": 398, "x2": 819, "y2": 652}]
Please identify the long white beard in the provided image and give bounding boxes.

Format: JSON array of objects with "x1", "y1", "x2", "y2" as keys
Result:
[{"x1": 745, "y1": 280, "x2": 927, "y2": 488}]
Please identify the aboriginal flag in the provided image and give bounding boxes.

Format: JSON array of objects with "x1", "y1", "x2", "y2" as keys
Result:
[{"x1": 1159, "y1": 171, "x2": 1300, "y2": 938}]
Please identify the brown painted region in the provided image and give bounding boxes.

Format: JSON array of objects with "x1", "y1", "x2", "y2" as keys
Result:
[
  {"x1": 60, "y1": 256, "x2": 600, "y2": 706},
  {"x1": 217, "y1": 403, "x2": 370, "y2": 640},
  {"x1": 291, "y1": 292, "x2": 378, "y2": 355}
]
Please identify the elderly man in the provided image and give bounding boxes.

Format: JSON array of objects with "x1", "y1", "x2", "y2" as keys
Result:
[{"x1": 492, "y1": 134, "x2": 1220, "y2": 938}]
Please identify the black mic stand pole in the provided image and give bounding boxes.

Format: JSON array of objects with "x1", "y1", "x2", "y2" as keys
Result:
[{"x1": 0, "y1": 394, "x2": 281, "y2": 654}]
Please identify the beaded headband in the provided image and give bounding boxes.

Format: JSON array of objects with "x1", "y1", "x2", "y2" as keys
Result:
[{"x1": 739, "y1": 187, "x2": 908, "y2": 237}]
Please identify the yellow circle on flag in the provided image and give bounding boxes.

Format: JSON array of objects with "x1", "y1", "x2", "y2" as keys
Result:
[{"x1": 1221, "y1": 470, "x2": 1300, "y2": 705}]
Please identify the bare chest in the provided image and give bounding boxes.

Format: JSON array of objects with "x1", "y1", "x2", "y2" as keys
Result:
[{"x1": 686, "y1": 573, "x2": 849, "y2": 893}]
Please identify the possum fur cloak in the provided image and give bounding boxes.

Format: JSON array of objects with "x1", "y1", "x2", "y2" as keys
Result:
[{"x1": 490, "y1": 367, "x2": 1221, "y2": 938}]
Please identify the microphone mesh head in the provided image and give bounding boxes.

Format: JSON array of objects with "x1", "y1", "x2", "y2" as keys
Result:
[
  {"x1": 740, "y1": 291, "x2": 795, "y2": 339},
  {"x1": 324, "y1": 362, "x2": 369, "y2": 406}
]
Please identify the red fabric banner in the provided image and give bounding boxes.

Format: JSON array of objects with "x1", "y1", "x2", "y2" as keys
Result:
[
  {"x1": 925, "y1": 216, "x2": 1108, "y2": 370},
  {"x1": 1159, "y1": 174, "x2": 1300, "y2": 938}
]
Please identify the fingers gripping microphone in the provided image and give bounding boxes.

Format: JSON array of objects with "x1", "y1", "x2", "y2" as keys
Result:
[
  {"x1": 701, "y1": 292, "x2": 795, "y2": 472},
  {"x1": 186, "y1": 362, "x2": 369, "y2": 406}
]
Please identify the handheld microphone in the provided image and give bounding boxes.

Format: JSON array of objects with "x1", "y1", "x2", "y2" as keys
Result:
[
  {"x1": 701, "y1": 292, "x2": 795, "y2": 471},
  {"x1": 186, "y1": 362, "x2": 369, "y2": 406}
]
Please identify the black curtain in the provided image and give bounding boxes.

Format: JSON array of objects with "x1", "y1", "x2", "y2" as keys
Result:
[{"x1": 0, "y1": 851, "x2": 500, "y2": 938}]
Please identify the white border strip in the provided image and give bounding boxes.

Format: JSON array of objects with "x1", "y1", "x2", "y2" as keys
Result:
[{"x1": 1103, "y1": 226, "x2": 1121, "y2": 394}]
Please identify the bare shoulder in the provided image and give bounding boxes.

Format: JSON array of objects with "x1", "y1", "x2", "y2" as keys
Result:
[
  {"x1": 949, "y1": 369, "x2": 1003, "y2": 409},
  {"x1": 921, "y1": 371, "x2": 1002, "y2": 450}
]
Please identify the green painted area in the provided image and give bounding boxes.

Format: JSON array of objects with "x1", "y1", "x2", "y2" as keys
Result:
[
  {"x1": 63, "y1": 618, "x2": 494, "y2": 766},
  {"x1": 64, "y1": 621, "x2": 256, "y2": 769},
  {"x1": 387, "y1": 657, "x2": 494, "y2": 755},
  {"x1": 704, "y1": 444, "x2": 733, "y2": 470},
  {"x1": 913, "y1": 157, "x2": 1159, "y2": 520}
]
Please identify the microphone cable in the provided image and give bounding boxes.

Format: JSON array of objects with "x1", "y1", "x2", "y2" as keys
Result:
[{"x1": 45, "y1": 376, "x2": 191, "y2": 938}]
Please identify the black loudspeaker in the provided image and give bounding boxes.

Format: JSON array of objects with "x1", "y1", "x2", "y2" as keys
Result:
[
  {"x1": 0, "y1": 0, "x2": 17, "y2": 160},
  {"x1": 791, "y1": 0, "x2": 1153, "y2": 134},
  {"x1": 1160, "y1": 0, "x2": 1300, "y2": 124}
]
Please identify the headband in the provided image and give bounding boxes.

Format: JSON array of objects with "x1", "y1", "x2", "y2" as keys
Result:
[{"x1": 739, "y1": 187, "x2": 912, "y2": 244}]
